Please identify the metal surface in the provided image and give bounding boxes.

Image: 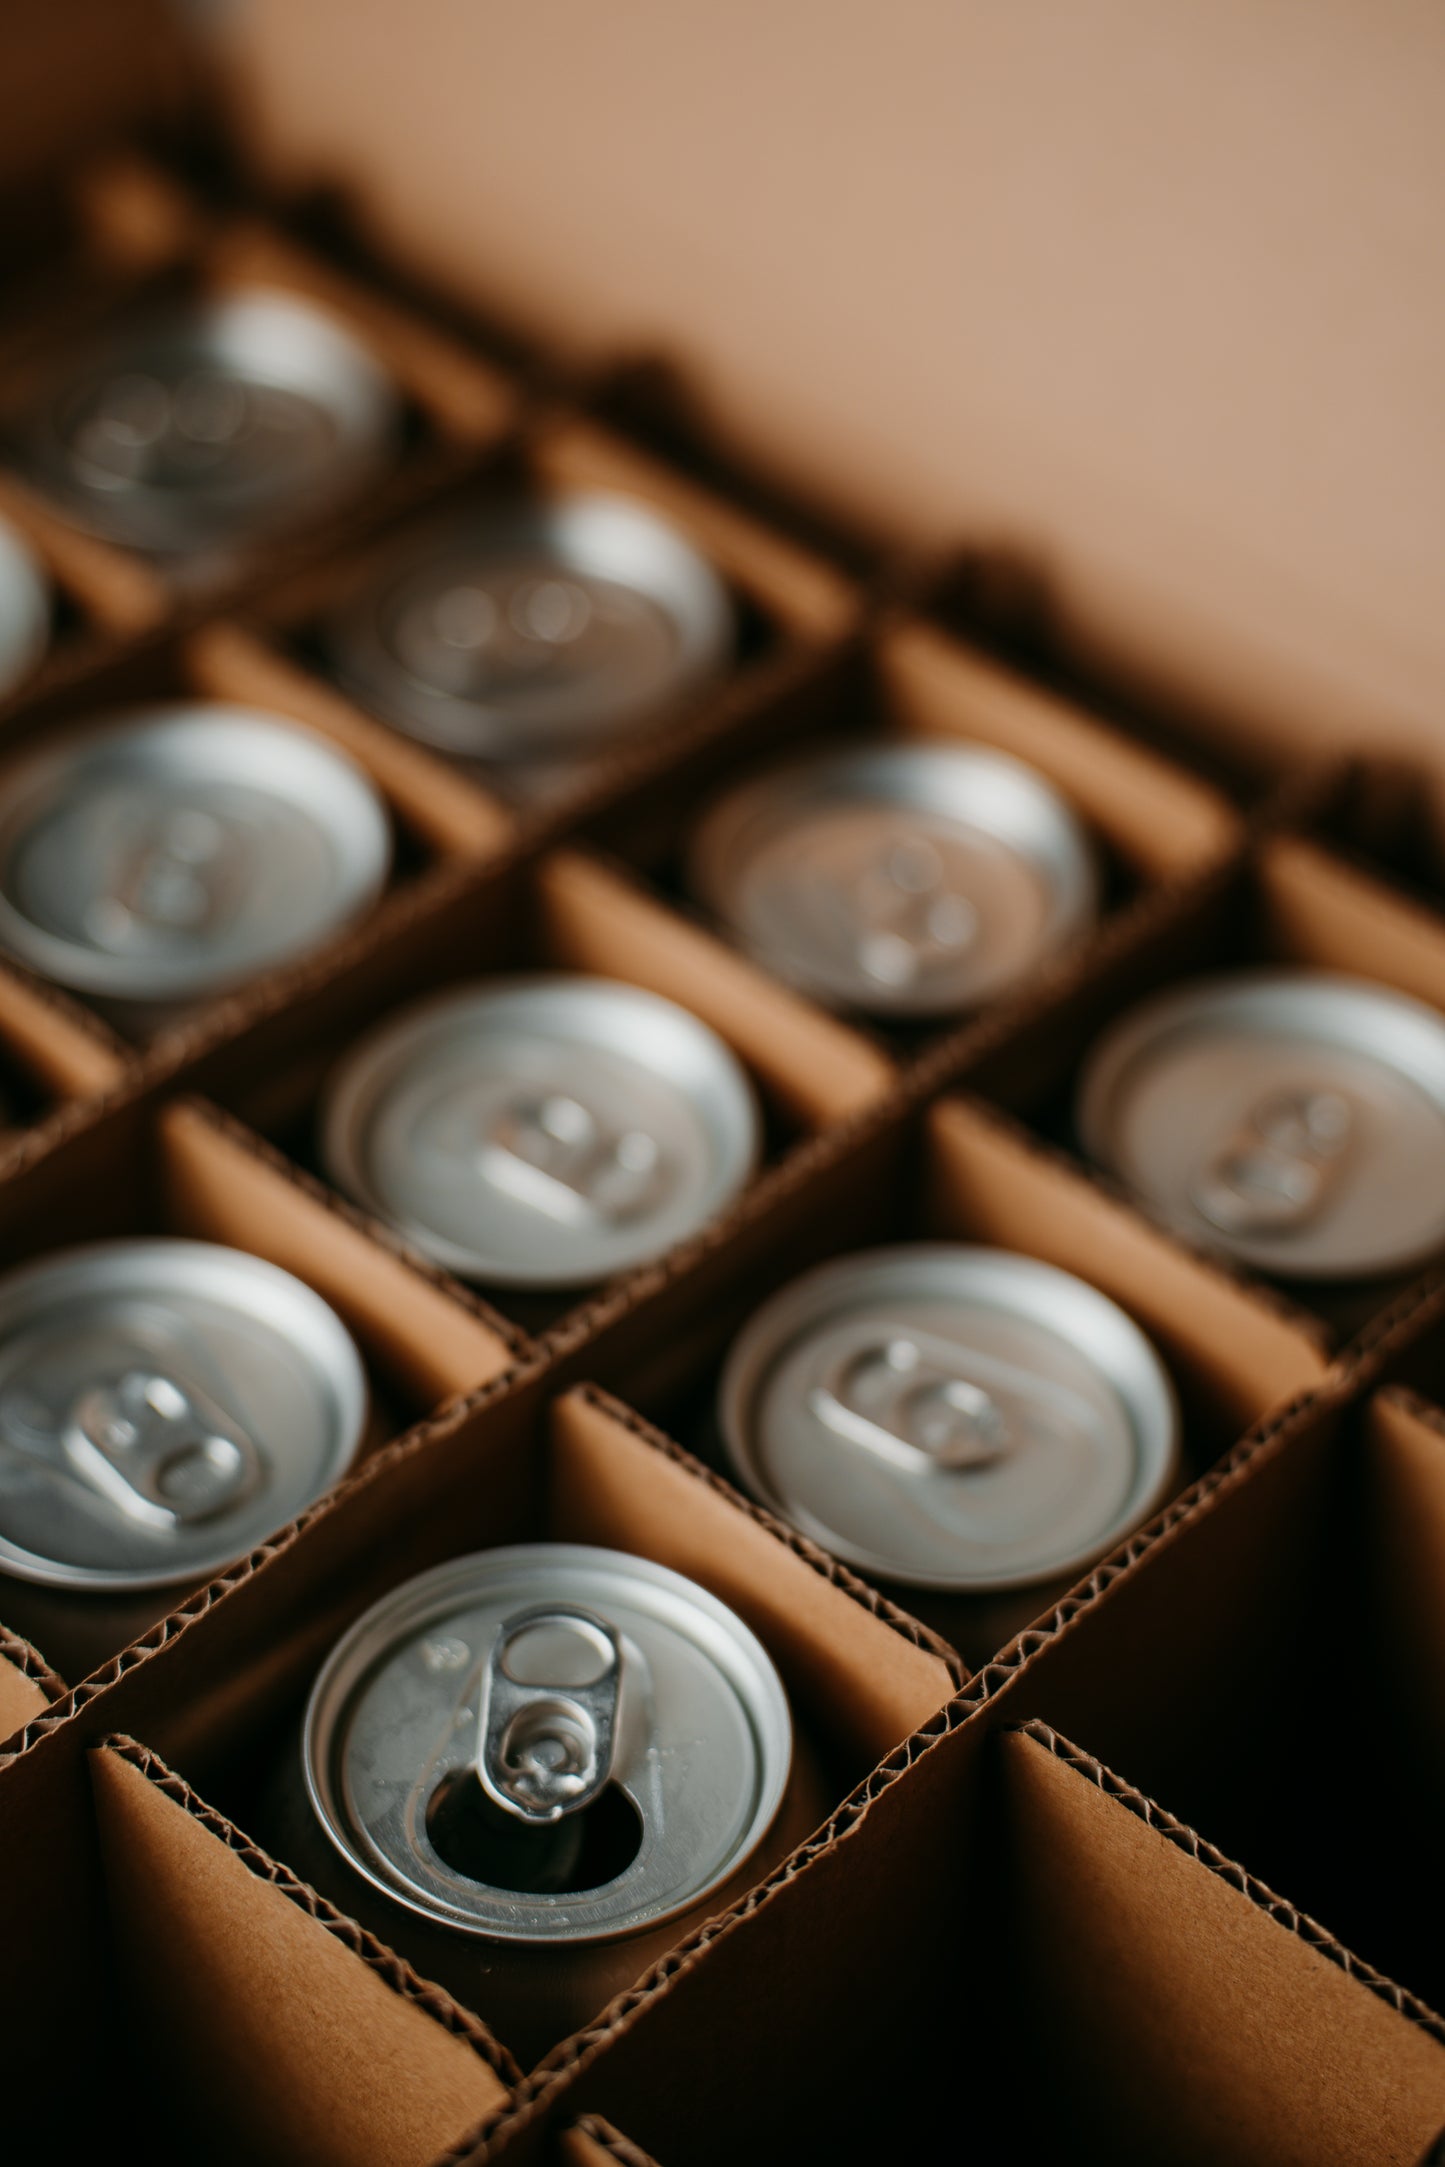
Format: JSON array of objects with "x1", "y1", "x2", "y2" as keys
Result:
[
  {"x1": 689, "y1": 740, "x2": 1098, "y2": 1017},
  {"x1": 719, "y1": 1244, "x2": 1180, "y2": 1590},
  {"x1": 320, "y1": 975, "x2": 760, "y2": 1287},
  {"x1": 1076, "y1": 970, "x2": 1445, "y2": 1279},
  {"x1": 14, "y1": 287, "x2": 398, "y2": 554},
  {"x1": 0, "y1": 1240, "x2": 368, "y2": 1591},
  {"x1": 325, "y1": 490, "x2": 735, "y2": 761},
  {"x1": 0, "y1": 702, "x2": 392, "y2": 1009},
  {"x1": 0, "y1": 513, "x2": 49, "y2": 701},
  {"x1": 303, "y1": 1543, "x2": 792, "y2": 1945}
]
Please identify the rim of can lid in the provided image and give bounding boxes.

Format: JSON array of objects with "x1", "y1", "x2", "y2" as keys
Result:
[
  {"x1": 0, "y1": 701, "x2": 392, "y2": 1003},
  {"x1": 688, "y1": 739, "x2": 1098, "y2": 1017},
  {"x1": 303, "y1": 1542, "x2": 793, "y2": 1945},
  {"x1": 718, "y1": 1243, "x2": 1180, "y2": 1592},
  {"x1": 17, "y1": 286, "x2": 399, "y2": 552},
  {"x1": 0, "y1": 1238, "x2": 368, "y2": 1591},
  {"x1": 324, "y1": 488, "x2": 735, "y2": 761},
  {"x1": 320, "y1": 974, "x2": 762, "y2": 1288},
  {"x1": 1077, "y1": 968, "x2": 1445, "y2": 1280},
  {"x1": 0, "y1": 513, "x2": 50, "y2": 702}
]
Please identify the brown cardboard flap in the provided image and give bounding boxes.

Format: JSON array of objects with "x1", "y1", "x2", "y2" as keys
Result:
[
  {"x1": 532, "y1": 415, "x2": 855, "y2": 640},
  {"x1": 0, "y1": 960, "x2": 128, "y2": 1099},
  {"x1": 557, "y1": 2121, "x2": 662, "y2": 2167},
  {"x1": 548, "y1": 1386, "x2": 958, "y2": 1767},
  {"x1": 1002, "y1": 1724, "x2": 1445, "y2": 2167},
  {"x1": 537, "y1": 848, "x2": 895, "y2": 1129},
  {"x1": 883, "y1": 618, "x2": 1239, "y2": 878},
  {"x1": 0, "y1": 1642, "x2": 58, "y2": 1746},
  {"x1": 89, "y1": 1743, "x2": 512, "y2": 2167},
  {"x1": 1369, "y1": 1387, "x2": 1445, "y2": 1800},
  {"x1": 925, "y1": 1095, "x2": 1329, "y2": 1433},
  {"x1": 0, "y1": 468, "x2": 168, "y2": 631},
  {"x1": 1259, "y1": 835, "x2": 1445, "y2": 1012},
  {"x1": 187, "y1": 622, "x2": 515, "y2": 857},
  {"x1": 157, "y1": 1097, "x2": 520, "y2": 1399},
  {"x1": 70, "y1": 150, "x2": 215, "y2": 275}
]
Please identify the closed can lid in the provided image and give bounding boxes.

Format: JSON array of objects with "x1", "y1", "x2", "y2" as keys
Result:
[
  {"x1": 719, "y1": 1245, "x2": 1180, "y2": 1591},
  {"x1": 688, "y1": 741, "x2": 1098, "y2": 1018},
  {"x1": 16, "y1": 288, "x2": 398, "y2": 553},
  {"x1": 0, "y1": 513, "x2": 49, "y2": 700},
  {"x1": 303, "y1": 1543, "x2": 792, "y2": 1946},
  {"x1": 1077, "y1": 969, "x2": 1445, "y2": 1280},
  {"x1": 0, "y1": 1239, "x2": 368, "y2": 1591},
  {"x1": 0, "y1": 703, "x2": 392, "y2": 1006},
  {"x1": 320, "y1": 975, "x2": 761, "y2": 1287},
  {"x1": 325, "y1": 490, "x2": 735, "y2": 761}
]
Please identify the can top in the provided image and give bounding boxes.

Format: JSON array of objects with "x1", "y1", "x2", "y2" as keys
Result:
[
  {"x1": 719, "y1": 1244, "x2": 1180, "y2": 1591},
  {"x1": 0, "y1": 702, "x2": 392, "y2": 1005},
  {"x1": 0, "y1": 1239, "x2": 368, "y2": 1591},
  {"x1": 0, "y1": 513, "x2": 50, "y2": 702},
  {"x1": 325, "y1": 490, "x2": 735, "y2": 761},
  {"x1": 320, "y1": 975, "x2": 761, "y2": 1287},
  {"x1": 688, "y1": 740, "x2": 1098, "y2": 1018},
  {"x1": 304, "y1": 1543, "x2": 792, "y2": 1945},
  {"x1": 1077, "y1": 970, "x2": 1445, "y2": 1280},
  {"x1": 16, "y1": 287, "x2": 398, "y2": 554}
]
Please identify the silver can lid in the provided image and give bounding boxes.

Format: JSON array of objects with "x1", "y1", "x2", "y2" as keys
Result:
[
  {"x1": 0, "y1": 702, "x2": 392, "y2": 1006},
  {"x1": 325, "y1": 490, "x2": 735, "y2": 761},
  {"x1": 320, "y1": 975, "x2": 761, "y2": 1287},
  {"x1": 0, "y1": 513, "x2": 49, "y2": 701},
  {"x1": 303, "y1": 1543, "x2": 792, "y2": 1946},
  {"x1": 1077, "y1": 969, "x2": 1445, "y2": 1279},
  {"x1": 719, "y1": 1245, "x2": 1180, "y2": 1592},
  {"x1": 0, "y1": 1239, "x2": 368, "y2": 1591},
  {"x1": 16, "y1": 287, "x2": 398, "y2": 553},
  {"x1": 689, "y1": 741, "x2": 1099, "y2": 1018}
]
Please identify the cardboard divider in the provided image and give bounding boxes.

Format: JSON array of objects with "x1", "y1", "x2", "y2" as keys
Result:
[
  {"x1": 0, "y1": 1622, "x2": 65, "y2": 1749},
  {"x1": 0, "y1": 465, "x2": 172, "y2": 633},
  {"x1": 0, "y1": 1091, "x2": 525, "y2": 1680},
  {"x1": 80, "y1": 1737, "x2": 516, "y2": 2165},
  {"x1": 555, "y1": 2119, "x2": 663, "y2": 2167},
  {"x1": 0, "y1": 953, "x2": 131, "y2": 1132}
]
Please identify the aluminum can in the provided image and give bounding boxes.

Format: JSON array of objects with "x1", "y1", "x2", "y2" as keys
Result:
[
  {"x1": 1076, "y1": 970, "x2": 1445, "y2": 1280},
  {"x1": 718, "y1": 1245, "x2": 1180, "y2": 1607},
  {"x1": 0, "y1": 702, "x2": 392, "y2": 1028},
  {"x1": 0, "y1": 1239, "x2": 368, "y2": 1597},
  {"x1": 14, "y1": 287, "x2": 398, "y2": 556},
  {"x1": 320, "y1": 976, "x2": 761, "y2": 1288},
  {"x1": 280, "y1": 1543, "x2": 813, "y2": 2063},
  {"x1": 0, "y1": 513, "x2": 49, "y2": 700},
  {"x1": 688, "y1": 740, "x2": 1098, "y2": 1018},
  {"x1": 325, "y1": 490, "x2": 735, "y2": 764}
]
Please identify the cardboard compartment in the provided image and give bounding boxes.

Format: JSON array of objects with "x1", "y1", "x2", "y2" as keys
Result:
[
  {"x1": 201, "y1": 841, "x2": 894, "y2": 1340},
  {"x1": 459, "y1": 1714, "x2": 1445, "y2": 2167},
  {"x1": 0, "y1": 1091, "x2": 526, "y2": 1679},
  {"x1": 0, "y1": 622, "x2": 513, "y2": 1049},
  {"x1": 953, "y1": 831, "x2": 1445, "y2": 1342},
  {"x1": 0, "y1": 1620, "x2": 65, "y2": 1751},
  {"x1": 555, "y1": 1086, "x2": 1326, "y2": 1666},
  {"x1": 232, "y1": 399, "x2": 857, "y2": 826},
  {"x1": 0, "y1": 954, "x2": 132, "y2": 1161},
  {"x1": 582, "y1": 612, "x2": 1239, "y2": 1061},
  {"x1": 3, "y1": 1374, "x2": 956, "y2": 2075}
]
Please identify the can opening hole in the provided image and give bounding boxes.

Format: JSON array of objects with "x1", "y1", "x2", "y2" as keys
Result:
[{"x1": 425, "y1": 1771, "x2": 643, "y2": 1895}]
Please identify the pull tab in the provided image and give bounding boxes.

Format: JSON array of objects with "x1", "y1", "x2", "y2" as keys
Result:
[
  {"x1": 1192, "y1": 1089, "x2": 1353, "y2": 1237},
  {"x1": 839, "y1": 837, "x2": 979, "y2": 988},
  {"x1": 86, "y1": 806, "x2": 237, "y2": 952},
  {"x1": 477, "y1": 1093, "x2": 664, "y2": 1227},
  {"x1": 477, "y1": 1605, "x2": 622, "y2": 1826},
  {"x1": 809, "y1": 1330, "x2": 1015, "y2": 1474},
  {"x1": 398, "y1": 576, "x2": 596, "y2": 692},
  {"x1": 61, "y1": 1368, "x2": 263, "y2": 1531}
]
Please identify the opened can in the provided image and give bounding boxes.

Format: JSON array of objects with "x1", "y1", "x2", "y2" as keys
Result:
[
  {"x1": 0, "y1": 1239, "x2": 368, "y2": 1601},
  {"x1": 718, "y1": 1245, "x2": 1180, "y2": 1657},
  {"x1": 325, "y1": 489, "x2": 735, "y2": 768},
  {"x1": 320, "y1": 976, "x2": 761, "y2": 1288},
  {"x1": 278, "y1": 1543, "x2": 811, "y2": 2063},
  {"x1": 1076, "y1": 970, "x2": 1445, "y2": 1281},
  {"x1": 13, "y1": 287, "x2": 399, "y2": 557},
  {"x1": 689, "y1": 740, "x2": 1098, "y2": 1018},
  {"x1": 0, "y1": 512, "x2": 49, "y2": 700},
  {"x1": 0, "y1": 702, "x2": 392, "y2": 1033}
]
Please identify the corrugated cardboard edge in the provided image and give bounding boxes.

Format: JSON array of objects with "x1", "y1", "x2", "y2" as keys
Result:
[{"x1": 0, "y1": 1624, "x2": 66, "y2": 1708}]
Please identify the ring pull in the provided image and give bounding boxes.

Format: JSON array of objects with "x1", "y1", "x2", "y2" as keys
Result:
[
  {"x1": 809, "y1": 1331, "x2": 1015, "y2": 1474},
  {"x1": 1193, "y1": 1088, "x2": 1353, "y2": 1236},
  {"x1": 61, "y1": 1367, "x2": 263, "y2": 1530},
  {"x1": 478, "y1": 1092, "x2": 664, "y2": 1227},
  {"x1": 832, "y1": 836, "x2": 979, "y2": 989},
  {"x1": 478, "y1": 1605, "x2": 622, "y2": 1826},
  {"x1": 87, "y1": 805, "x2": 240, "y2": 952}
]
